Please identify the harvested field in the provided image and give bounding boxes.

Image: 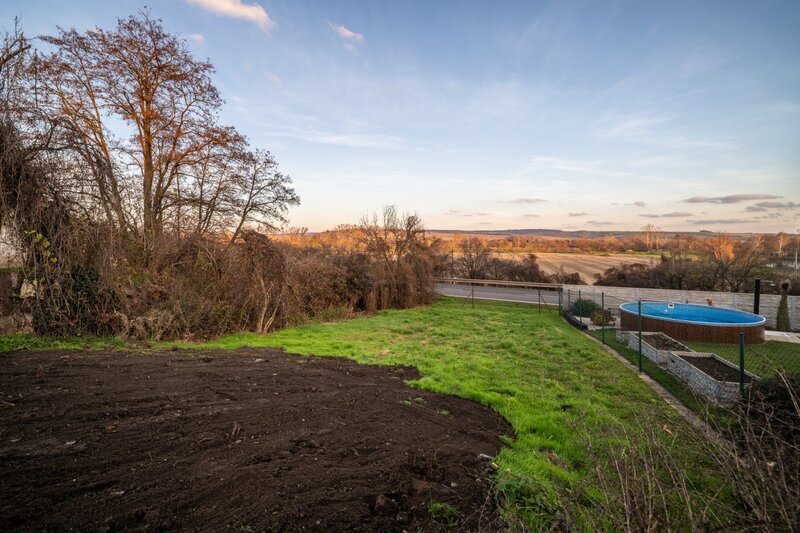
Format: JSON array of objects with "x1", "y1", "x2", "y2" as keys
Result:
[
  {"x1": 0, "y1": 348, "x2": 511, "y2": 532},
  {"x1": 530, "y1": 253, "x2": 655, "y2": 280}
]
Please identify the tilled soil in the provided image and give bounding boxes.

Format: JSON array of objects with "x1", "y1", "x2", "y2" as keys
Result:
[
  {"x1": 0, "y1": 348, "x2": 512, "y2": 532},
  {"x1": 677, "y1": 353, "x2": 753, "y2": 383}
]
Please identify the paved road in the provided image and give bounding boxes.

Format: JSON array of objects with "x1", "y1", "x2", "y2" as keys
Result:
[{"x1": 435, "y1": 283, "x2": 560, "y2": 306}]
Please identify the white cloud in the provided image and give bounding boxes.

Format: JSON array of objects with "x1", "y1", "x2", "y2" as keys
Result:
[
  {"x1": 187, "y1": 0, "x2": 276, "y2": 31},
  {"x1": 328, "y1": 21, "x2": 364, "y2": 43},
  {"x1": 186, "y1": 33, "x2": 205, "y2": 43}
]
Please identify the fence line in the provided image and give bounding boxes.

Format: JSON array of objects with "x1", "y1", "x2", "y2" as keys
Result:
[
  {"x1": 434, "y1": 278, "x2": 560, "y2": 289},
  {"x1": 562, "y1": 289, "x2": 799, "y2": 406},
  {"x1": 563, "y1": 284, "x2": 798, "y2": 330}
]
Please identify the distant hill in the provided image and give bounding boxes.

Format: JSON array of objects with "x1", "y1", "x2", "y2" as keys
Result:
[{"x1": 428, "y1": 228, "x2": 761, "y2": 239}]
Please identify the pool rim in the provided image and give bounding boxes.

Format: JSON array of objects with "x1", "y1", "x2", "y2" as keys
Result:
[{"x1": 618, "y1": 301, "x2": 766, "y2": 328}]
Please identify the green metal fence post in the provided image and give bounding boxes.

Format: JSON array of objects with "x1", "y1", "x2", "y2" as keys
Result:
[
  {"x1": 567, "y1": 289, "x2": 571, "y2": 316},
  {"x1": 558, "y1": 288, "x2": 562, "y2": 314},
  {"x1": 601, "y1": 292, "x2": 605, "y2": 345},
  {"x1": 637, "y1": 300, "x2": 643, "y2": 372},
  {"x1": 578, "y1": 289, "x2": 582, "y2": 323},
  {"x1": 739, "y1": 332, "x2": 745, "y2": 398}
]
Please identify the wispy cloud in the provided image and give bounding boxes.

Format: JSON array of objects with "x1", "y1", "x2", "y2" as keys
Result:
[
  {"x1": 595, "y1": 111, "x2": 677, "y2": 138},
  {"x1": 568, "y1": 212, "x2": 588, "y2": 217},
  {"x1": 185, "y1": 33, "x2": 205, "y2": 43},
  {"x1": 445, "y1": 209, "x2": 491, "y2": 217},
  {"x1": 745, "y1": 201, "x2": 799, "y2": 212},
  {"x1": 689, "y1": 218, "x2": 753, "y2": 225},
  {"x1": 684, "y1": 194, "x2": 782, "y2": 204},
  {"x1": 751, "y1": 212, "x2": 784, "y2": 220},
  {"x1": 586, "y1": 220, "x2": 614, "y2": 226},
  {"x1": 640, "y1": 211, "x2": 694, "y2": 218},
  {"x1": 187, "y1": 0, "x2": 275, "y2": 30},
  {"x1": 591, "y1": 106, "x2": 737, "y2": 152},
  {"x1": 519, "y1": 156, "x2": 631, "y2": 178},
  {"x1": 523, "y1": 213, "x2": 541, "y2": 218},
  {"x1": 503, "y1": 197, "x2": 547, "y2": 204},
  {"x1": 278, "y1": 126, "x2": 405, "y2": 149},
  {"x1": 328, "y1": 21, "x2": 364, "y2": 44}
]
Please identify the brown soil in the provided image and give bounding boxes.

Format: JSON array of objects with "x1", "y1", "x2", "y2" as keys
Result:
[
  {"x1": 0, "y1": 348, "x2": 512, "y2": 532},
  {"x1": 641, "y1": 333, "x2": 689, "y2": 352},
  {"x1": 677, "y1": 354, "x2": 753, "y2": 383}
]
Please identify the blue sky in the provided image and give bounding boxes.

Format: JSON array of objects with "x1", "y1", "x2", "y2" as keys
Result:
[{"x1": 3, "y1": 0, "x2": 799, "y2": 232}]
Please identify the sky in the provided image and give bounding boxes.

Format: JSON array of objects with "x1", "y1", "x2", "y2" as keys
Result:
[{"x1": 2, "y1": 0, "x2": 799, "y2": 233}]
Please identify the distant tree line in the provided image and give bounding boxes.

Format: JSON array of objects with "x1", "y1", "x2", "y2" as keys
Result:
[{"x1": 595, "y1": 234, "x2": 800, "y2": 295}]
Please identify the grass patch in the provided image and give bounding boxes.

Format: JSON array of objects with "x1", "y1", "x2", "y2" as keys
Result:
[
  {"x1": 588, "y1": 329, "x2": 734, "y2": 425},
  {"x1": 0, "y1": 334, "x2": 127, "y2": 353},
  {"x1": 428, "y1": 501, "x2": 459, "y2": 526},
  {"x1": 165, "y1": 297, "x2": 726, "y2": 527},
  {"x1": 687, "y1": 340, "x2": 800, "y2": 377},
  {"x1": 588, "y1": 329, "x2": 710, "y2": 412}
]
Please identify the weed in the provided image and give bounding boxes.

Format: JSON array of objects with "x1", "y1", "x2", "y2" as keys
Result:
[{"x1": 428, "y1": 501, "x2": 459, "y2": 526}]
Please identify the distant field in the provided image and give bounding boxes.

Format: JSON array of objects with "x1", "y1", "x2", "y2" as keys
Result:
[{"x1": 510, "y1": 252, "x2": 656, "y2": 281}]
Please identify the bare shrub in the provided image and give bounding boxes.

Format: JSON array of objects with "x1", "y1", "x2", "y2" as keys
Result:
[
  {"x1": 577, "y1": 377, "x2": 800, "y2": 531},
  {"x1": 359, "y1": 205, "x2": 437, "y2": 310}
]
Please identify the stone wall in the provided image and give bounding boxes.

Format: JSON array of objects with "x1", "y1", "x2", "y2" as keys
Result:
[
  {"x1": 667, "y1": 351, "x2": 758, "y2": 406},
  {"x1": 564, "y1": 284, "x2": 799, "y2": 331},
  {"x1": 627, "y1": 332, "x2": 690, "y2": 366}
]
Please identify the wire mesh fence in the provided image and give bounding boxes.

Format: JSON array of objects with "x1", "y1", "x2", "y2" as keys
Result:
[{"x1": 560, "y1": 288, "x2": 800, "y2": 404}]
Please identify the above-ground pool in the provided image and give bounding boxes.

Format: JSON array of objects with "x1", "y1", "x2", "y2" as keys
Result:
[{"x1": 619, "y1": 301, "x2": 766, "y2": 344}]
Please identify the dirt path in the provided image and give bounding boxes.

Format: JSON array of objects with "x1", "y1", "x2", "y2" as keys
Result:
[{"x1": 0, "y1": 348, "x2": 511, "y2": 532}]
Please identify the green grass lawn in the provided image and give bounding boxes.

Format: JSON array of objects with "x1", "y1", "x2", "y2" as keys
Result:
[
  {"x1": 687, "y1": 339, "x2": 800, "y2": 378},
  {"x1": 164, "y1": 297, "x2": 726, "y2": 528},
  {"x1": 588, "y1": 328, "x2": 716, "y2": 414}
]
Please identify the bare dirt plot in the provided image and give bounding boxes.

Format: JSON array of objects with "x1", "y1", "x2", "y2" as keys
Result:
[
  {"x1": 0, "y1": 348, "x2": 511, "y2": 532},
  {"x1": 525, "y1": 253, "x2": 655, "y2": 280}
]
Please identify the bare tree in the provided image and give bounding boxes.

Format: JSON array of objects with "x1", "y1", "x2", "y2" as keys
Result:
[
  {"x1": 458, "y1": 237, "x2": 492, "y2": 279},
  {"x1": 641, "y1": 224, "x2": 661, "y2": 251},
  {"x1": 359, "y1": 205, "x2": 432, "y2": 308},
  {"x1": 226, "y1": 149, "x2": 299, "y2": 247},
  {"x1": 40, "y1": 12, "x2": 228, "y2": 260}
]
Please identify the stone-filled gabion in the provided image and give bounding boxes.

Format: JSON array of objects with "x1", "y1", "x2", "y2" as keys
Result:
[
  {"x1": 667, "y1": 351, "x2": 758, "y2": 406},
  {"x1": 627, "y1": 333, "x2": 690, "y2": 367}
]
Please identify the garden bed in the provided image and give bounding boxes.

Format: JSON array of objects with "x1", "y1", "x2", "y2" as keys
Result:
[
  {"x1": 642, "y1": 333, "x2": 690, "y2": 352},
  {"x1": 668, "y1": 351, "x2": 757, "y2": 406},
  {"x1": 0, "y1": 348, "x2": 511, "y2": 531},
  {"x1": 627, "y1": 332, "x2": 690, "y2": 366}
]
